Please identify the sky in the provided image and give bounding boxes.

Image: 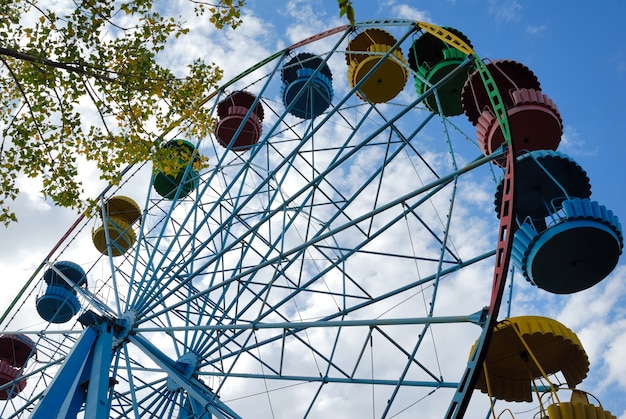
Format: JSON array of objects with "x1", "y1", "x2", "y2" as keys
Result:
[{"x1": 1, "y1": 0, "x2": 626, "y2": 418}]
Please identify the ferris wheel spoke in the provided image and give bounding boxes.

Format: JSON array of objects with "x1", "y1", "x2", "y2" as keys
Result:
[
  {"x1": 137, "y1": 156, "x2": 490, "y2": 338},
  {"x1": 135, "y1": 98, "x2": 436, "y2": 317},
  {"x1": 139, "y1": 311, "x2": 482, "y2": 380},
  {"x1": 97, "y1": 206, "x2": 125, "y2": 314},
  {"x1": 199, "y1": 369, "x2": 460, "y2": 389},
  {"x1": 110, "y1": 367, "x2": 166, "y2": 416},
  {"x1": 4, "y1": 18, "x2": 588, "y2": 418},
  {"x1": 236, "y1": 187, "x2": 463, "y2": 323},
  {"x1": 129, "y1": 333, "x2": 243, "y2": 418},
  {"x1": 373, "y1": 325, "x2": 444, "y2": 383},
  {"x1": 382, "y1": 334, "x2": 432, "y2": 417},
  {"x1": 107, "y1": 343, "x2": 139, "y2": 418},
  {"x1": 134, "y1": 121, "x2": 472, "y2": 324}
]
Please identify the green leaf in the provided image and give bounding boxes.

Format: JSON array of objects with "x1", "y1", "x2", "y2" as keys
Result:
[
  {"x1": 0, "y1": 0, "x2": 243, "y2": 225},
  {"x1": 337, "y1": 1, "x2": 355, "y2": 25}
]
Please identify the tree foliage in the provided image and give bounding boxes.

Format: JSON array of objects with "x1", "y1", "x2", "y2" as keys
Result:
[
  {"x1": 0, "y1": 0, "x2": 359, "y2": 226},
  {"x1": 0, "y1": 0, "x2": 245, "y2": 225},
  {"x1": 338, "y1": 0, "x2": 355, "y2": 26}
]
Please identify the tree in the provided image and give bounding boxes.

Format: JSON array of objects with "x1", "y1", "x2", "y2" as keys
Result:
[
  {"x1": 338, "y1": 0, "x2": 355, "y2": 26},
  {"x1": 0, "y1": 0, "x2": 245, "y2": 225},
  {"x1": 0, "y1": 0, "x2": 354, "y2": 226}
]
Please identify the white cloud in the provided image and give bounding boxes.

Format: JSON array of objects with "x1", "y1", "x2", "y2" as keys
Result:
[
  {"x1": 375, "y1": 0, "x2": 431, "y2": 22},
  {"x1": 559, "y1": 124, "x2": 599, "y2": 157},
  {"x1": 526, "y1": 24, "x2": 547, "y2": 36},
  {"x1": 281, "y1": 0, "x2": 335, "y2": 43},
  {"x1": 488, "y1": 0, "x2": 522, "y2": 23},
  {"x1": 389, "y1": 4, "x2": 431, "y2": 22},
  {"x1": 1, "y1": 1, "x2": 625, "y2": 418}
]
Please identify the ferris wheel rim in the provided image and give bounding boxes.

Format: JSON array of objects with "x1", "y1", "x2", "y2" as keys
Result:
[{"x1": 0, "y1": 19, "x2": 519, "y2": 419}]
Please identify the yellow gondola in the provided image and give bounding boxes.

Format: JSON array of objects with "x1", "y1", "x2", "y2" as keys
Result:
[
  {"x1": 545, "y1": 390, "x2": 617, "y2": 419},
  {"x1": 474, "y1": 316, "x2": 589, "y2": 402},
  {"x1": 92, "y1": 196, "x2": 141, "y2": 256},
  {"x1": 345, "y1": 28, "x2": 408, "y2": 103}
]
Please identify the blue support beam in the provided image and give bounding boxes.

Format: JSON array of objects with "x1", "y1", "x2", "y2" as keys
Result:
[
  {"x1": 31, "y1": 327, "x2": 98, "y2": 419},
  {"x1": 129, "y1": 333, "x2": 242, "y2": 419},
  {"x1": 85, "y1": 323, "x2": 114, "y2": 419},
  {"x1": 31, "y1": 321, "x2": 115, "y2": 419}
]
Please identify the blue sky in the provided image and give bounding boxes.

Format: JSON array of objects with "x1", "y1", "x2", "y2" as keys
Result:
[
  {"x1": 1, "y1": 0, "x2": 625, "y2": 417},
  {"x1": 235, "y1": 2, "x2": 626, "y2": 414},
  {"x1": 194, "y1": 0, "x2": 626, "y2": 416},
  {"x1": 246, "y1": 0, "x2": 626, "y2": 212}
]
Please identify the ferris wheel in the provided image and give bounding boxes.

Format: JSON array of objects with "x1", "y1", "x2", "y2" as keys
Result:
[{"x1": 0, "y1": 20, "x2": 622, "y2": 418}]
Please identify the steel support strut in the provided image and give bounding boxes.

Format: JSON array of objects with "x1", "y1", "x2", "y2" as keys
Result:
[
  {"x1": 129, "y1": 333, "x2": 242, "y2": 419},
  {"x1": 31, "y1": 322, "x2": 114, "y2": 419},
  {"x1": 445, "y1": 148, "x2": 516, "y2": 418},
  {"x1": 418, "y1": 20, "x2": 517, "y2": 416}
]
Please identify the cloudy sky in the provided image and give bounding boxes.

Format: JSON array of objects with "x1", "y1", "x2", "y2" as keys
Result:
[{"x1": 1, "y1": 0, "x2": 626, "y2": 418}]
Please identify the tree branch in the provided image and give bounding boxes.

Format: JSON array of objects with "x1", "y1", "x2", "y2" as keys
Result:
[{"x1": 0, "y1": 46, "x2": 115, "y2": 82}]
